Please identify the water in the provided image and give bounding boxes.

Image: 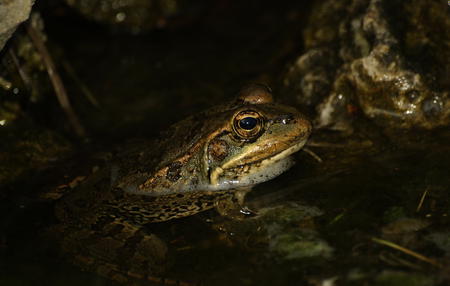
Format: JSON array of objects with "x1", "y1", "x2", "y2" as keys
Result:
[{"x1": 1, "y1": 2, "x2": 449, "y2": 285}]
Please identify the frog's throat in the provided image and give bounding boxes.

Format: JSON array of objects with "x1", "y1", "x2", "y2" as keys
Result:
[{"x1": 209, "y1": 139, "x2": 307, "y2": 190}]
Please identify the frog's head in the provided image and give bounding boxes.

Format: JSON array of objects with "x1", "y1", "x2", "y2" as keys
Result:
[{"x1": 204, "y1": 84, "x2": 311, "y2": 191}]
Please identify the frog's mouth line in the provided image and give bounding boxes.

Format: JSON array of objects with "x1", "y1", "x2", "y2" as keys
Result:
[
  {"x1": 256, "y1": 139, "x2": 307, "y2": 166},
  {"x1": 209, "y1": 139, "x2": 308, "y2": 189}
]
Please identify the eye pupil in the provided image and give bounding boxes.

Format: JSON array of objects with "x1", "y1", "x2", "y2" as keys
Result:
[{"x1": 239, "y1": 117, "x2": 258, "y2": 130}]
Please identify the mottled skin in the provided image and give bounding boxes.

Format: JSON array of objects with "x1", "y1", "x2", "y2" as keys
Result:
[{"x1": 50, "y1": 84, "x2": 311, "y2": 283}]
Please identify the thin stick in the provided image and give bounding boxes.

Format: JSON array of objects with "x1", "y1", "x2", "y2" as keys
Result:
[
  {"x1": 372, "y1": 237, "x2": 442, "y2": 268},
  {"x1": 8, "y1": 48, "x2": 32, "y2": 88},
  {"x1": 303, "y1": 147, "x2": 323, "y2": 163},
  {"x1": 26, "y1": 23, "x2": 86, "y2": 137},
  {"x1": 379, "y1": 251, "x2": 422, "y2": 270},
  {"x1": 62, "y1": 60, "x2": 100, "y2": 108},
  {"x1": 416, "y1": 187, "x2": 429, "y2": 213}
]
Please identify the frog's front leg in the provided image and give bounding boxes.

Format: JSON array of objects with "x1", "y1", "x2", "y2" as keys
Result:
[
  {"x1": 214, "y1": 187, "x2": 256, "y2": 219},
  {"x1": 52, "y1": 218, "x2": 169, "y2": 284}
]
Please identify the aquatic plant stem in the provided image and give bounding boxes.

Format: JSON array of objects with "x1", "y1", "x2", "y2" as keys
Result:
[
  {"x1": 371, "y1": 237, "x2": 442, "y2": 268},
  {"x1": 26, "y1": 22, "x2": 86, "y2": 137},
  {"x1": 416, "y1": 187, "x2": 429, "y2": 213}
]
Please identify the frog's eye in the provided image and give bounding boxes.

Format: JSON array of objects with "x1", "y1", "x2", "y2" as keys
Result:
[
  {"x1": 232, "y1": 110, "x2": 264, "y2": 140},
  {"x1": 239, "y1": 117, "x2": 258, "y2": 130}
]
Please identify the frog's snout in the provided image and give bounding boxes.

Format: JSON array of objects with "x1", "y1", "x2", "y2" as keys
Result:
[{"x1": 289, "y1": 112, "x2": 312, "y2": 140}]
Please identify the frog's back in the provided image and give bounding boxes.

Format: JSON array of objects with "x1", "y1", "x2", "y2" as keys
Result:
[{"x1": 112, "y1": 105, "x2": 236, "y2": 182}]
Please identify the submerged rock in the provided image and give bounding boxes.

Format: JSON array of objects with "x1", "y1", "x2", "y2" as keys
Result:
[
  {"x1": 425, "y1": 231, "x2": 450, "y2": 257},
  {"x1": 268, "y1": 229, "x2": 333, "y2": 260},
  {"x1": 213, "y1": 202, "x2": 332, "y2": 261},
  {"x1": 283, "y1": 0, "x2": 449, "y2": 130}
]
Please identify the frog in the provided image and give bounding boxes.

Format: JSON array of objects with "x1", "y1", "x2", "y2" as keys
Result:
[{"x1": 48, "y1": 84, "x2": 312, "y2": 283}]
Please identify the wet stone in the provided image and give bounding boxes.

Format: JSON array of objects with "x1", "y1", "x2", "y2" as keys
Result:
[{"x1": 282, "y1": 0, "x2": 450, "y2": 131}]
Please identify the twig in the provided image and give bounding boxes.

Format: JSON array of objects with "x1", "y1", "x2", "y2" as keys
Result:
[
  {"x1": 328, "y1": 211, "x2": 345, "y2": 225},
  {"x1": 303, "y1": 147, "x2": 323, "y2": 163},
  {"x1": 26, "y1": 23, "x2": 86, "y2": 137},
  {"x1": 416, "y1": 187, "x2": 429, "y2": 213},
  {"x1": 372, "y1": 237, "x2": 442, "y2": 268},
  {"x1": 379, "y1": 251, "x2": 422, "y2": 270},
  {"x1": 62, "y1": 60, "x2": 100, "y2": 108},
  {"x1": 8, "y1": 48, "x2": 32, "y2": 88}
]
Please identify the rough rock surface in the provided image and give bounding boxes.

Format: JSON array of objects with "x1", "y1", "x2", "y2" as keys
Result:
[
  {"x1": 0, "y1": 0, "x2": 34, "y2": 51},
  {"x1": 283, "y1": 0, "x2": 450, "y2": 130}
]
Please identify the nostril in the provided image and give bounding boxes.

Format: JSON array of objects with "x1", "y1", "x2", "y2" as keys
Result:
[{"x1": 305, "y1": 120, "x2": 312, "y2": 133}]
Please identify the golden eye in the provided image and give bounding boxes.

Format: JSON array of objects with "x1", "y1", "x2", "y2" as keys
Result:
[{"x1": 232, "y1": 110, "x2": 264, "y2": 140}]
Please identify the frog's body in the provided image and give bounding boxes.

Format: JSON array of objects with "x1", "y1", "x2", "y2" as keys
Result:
[{"x1": 50, "y1": 84, "x2": 311, "y2": 283}]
